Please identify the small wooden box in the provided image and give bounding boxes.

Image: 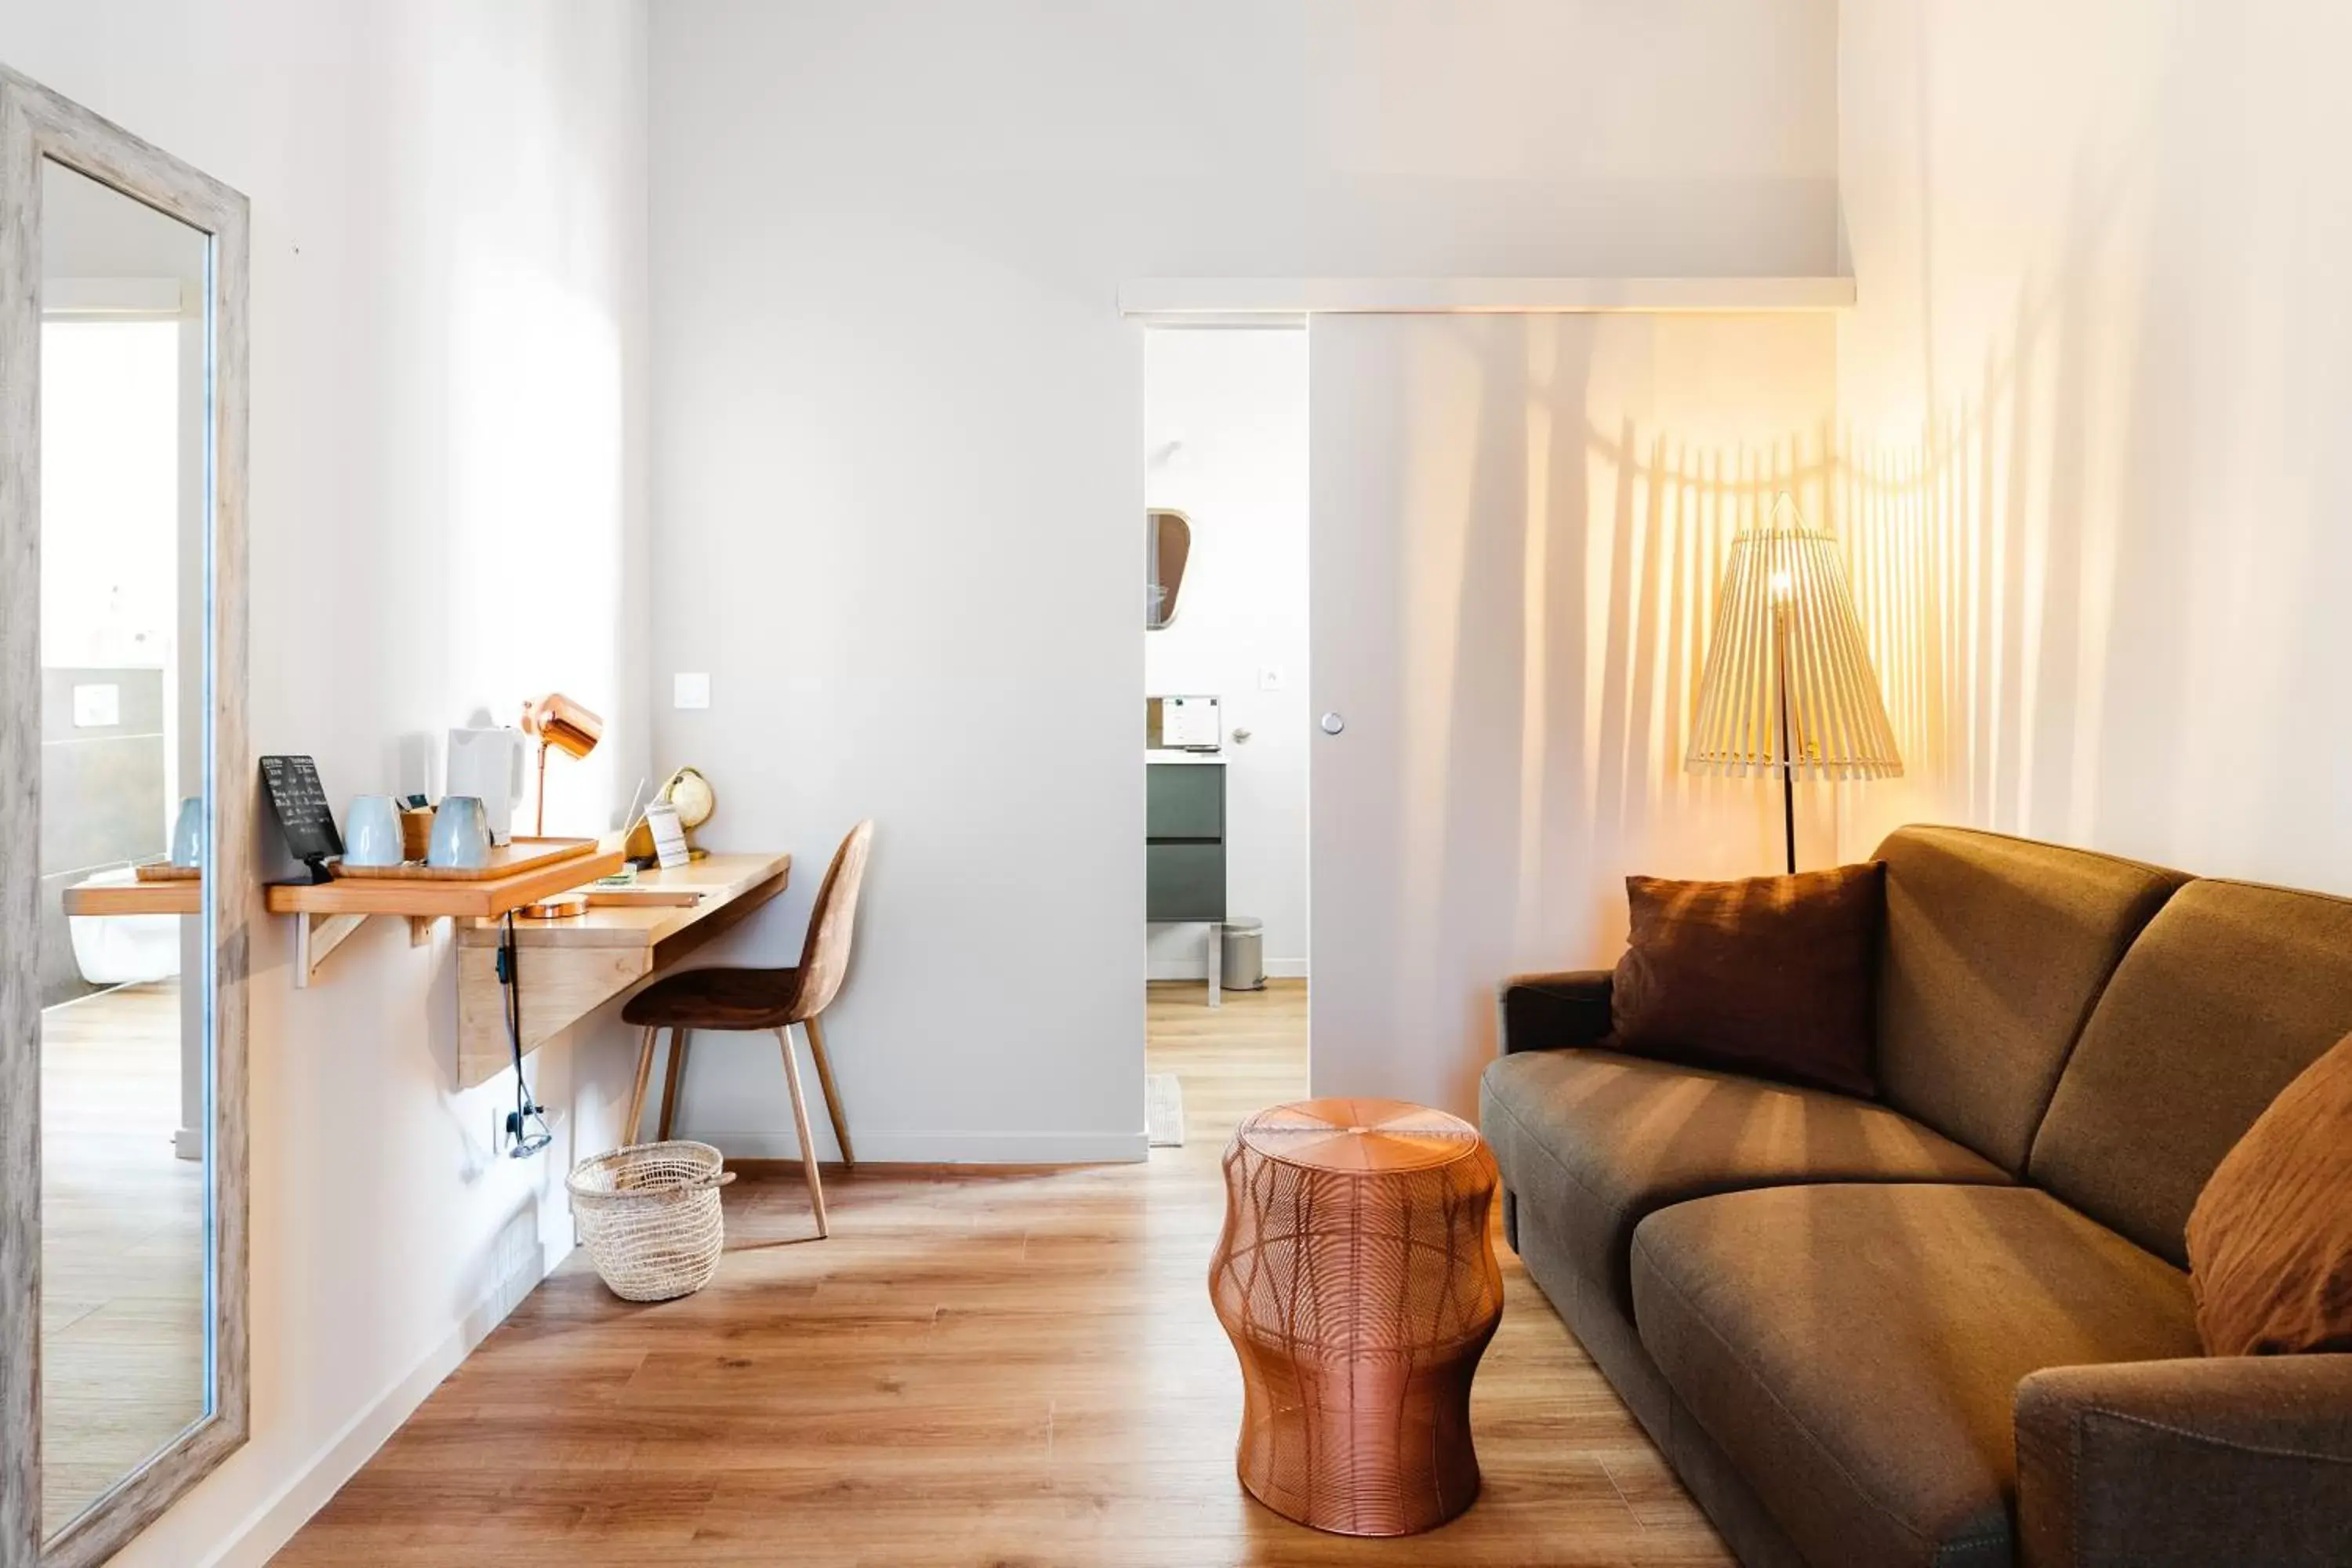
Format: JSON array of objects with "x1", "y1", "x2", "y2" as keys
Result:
[{"x1": 398, "y1": 808, "x2": 434, "y2": 862}]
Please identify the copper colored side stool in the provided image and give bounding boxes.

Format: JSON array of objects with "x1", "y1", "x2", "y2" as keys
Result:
[{"x1": 1208, "y1": 1098, "x2": 1504, "y2": 1536}]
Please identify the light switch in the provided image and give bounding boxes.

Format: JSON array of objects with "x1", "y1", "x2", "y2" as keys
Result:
[
  {"x1": 71, "y1": 683, "x2": 120, "y2": 728},
  {"x1": 1257, "y1": 664, "x2": 1287, "y2": 692},
  {"x1": 673, "y1": 673, "x2": 711, "y2": 710}
]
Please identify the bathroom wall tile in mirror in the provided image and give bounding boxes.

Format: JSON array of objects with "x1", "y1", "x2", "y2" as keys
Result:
[{"x1": 37, "y1": 155, "x2": 212, "y2": 1538}]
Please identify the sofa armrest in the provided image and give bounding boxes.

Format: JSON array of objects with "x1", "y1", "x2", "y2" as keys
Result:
[
  {"x1": 2013, "y1": 1354, "x2": 2352, "y2": 1568},
  {"x1": 1497, "y1": 970, "x2": 1613, "y2": 1054}
]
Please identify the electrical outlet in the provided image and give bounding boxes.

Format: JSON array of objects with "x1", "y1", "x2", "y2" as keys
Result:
[
  {"x1": 493, "y1": 1103, "x2": 509, "y2": 1152},
  {"x1": 1257, "y1": 664, "x2": 1287, "y2": 692}
]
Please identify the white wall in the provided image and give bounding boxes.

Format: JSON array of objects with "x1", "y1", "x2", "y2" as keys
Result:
[
  {"x1": 3, "y1": 4, "x2": 650, "y2": 1563},
  {"x1": 1308, "y1": 313, "x2": 1839, "y2": 1114},
  {"x1": 648, "y1": 0, "x2": 1839, "y2": 1162},
  {"x1": 1144, "y1": 327, "x2": 1308, "y2": 980},
  {"x1": 1833, "y1": 0, "x2": 2352, "y2": 892}
]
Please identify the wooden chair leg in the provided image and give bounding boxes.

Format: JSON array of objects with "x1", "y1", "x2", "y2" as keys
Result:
[
  {"x1": 623, "y1": 1025, "x2": 659, "y2": 1146},
  {"x1": 777, "y1": 1025, "x2": 829, "y2": 1238},
  {"x1": 803, "y1": 1011, "x2": 855, "y2": 1168},
  {"x1": 657, "y1": 1028, "x2": 691, "y2": 1141}
]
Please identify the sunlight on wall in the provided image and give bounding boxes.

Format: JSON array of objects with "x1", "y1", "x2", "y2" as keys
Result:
[
  {"x1": 1835, "y1": 351, "x2": 2140, "y2": 859},
  {"x1": 39, "y1": 322, "x2": 179, "y2": 670},
  {"x1": 446, "y1": 259, "x2": 627, "y2": 833},
  {"x1": 1835, "y1": 0, "x2": 2352, "y2": 892}
]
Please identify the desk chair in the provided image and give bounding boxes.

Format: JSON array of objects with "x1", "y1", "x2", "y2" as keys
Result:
[{"x1": 621, "y1": 820, "x2": 873, "y2": 1236}]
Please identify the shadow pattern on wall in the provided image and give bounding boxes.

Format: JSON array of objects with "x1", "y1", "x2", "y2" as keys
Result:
[
  {"x1": 1832, "y1": 2, "x2": 2352, "y2": 891},
  {"x1": 1309, "y1": 312, "x2": 1838, "y2": 1114}
]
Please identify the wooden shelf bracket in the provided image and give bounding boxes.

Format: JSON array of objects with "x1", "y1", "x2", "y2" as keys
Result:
[
  {"x1": 292, "y1": 911, "x2": 369, "y2": 988},
  {"x1": 285, "y1": 912, "x2": 439, "y2": 983}
]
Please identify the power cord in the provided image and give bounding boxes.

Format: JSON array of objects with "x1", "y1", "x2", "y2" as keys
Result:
[{"x1": 496, "y1": 910, "x2": 552, "y2": 1158}]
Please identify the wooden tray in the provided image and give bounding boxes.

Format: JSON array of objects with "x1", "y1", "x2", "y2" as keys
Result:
[
  {"x1": 135, "y1": 862, "x2": 201, "y2": 882},
  {"x1": 331, "y1": 837, "x2": 596, "y2": 882},
  {"x1": 267, "y1": 843, "x2": 625, "y2": 923}
]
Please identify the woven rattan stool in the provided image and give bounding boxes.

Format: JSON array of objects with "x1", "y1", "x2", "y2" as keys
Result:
[{"x1": 1208, "y1": 1098, "x2": 1504, "y2": 1536}]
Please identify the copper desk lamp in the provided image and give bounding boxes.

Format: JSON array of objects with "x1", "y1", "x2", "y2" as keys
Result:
[{"x1": 520, "y1": 692, "x2": 604, "y2": 917}]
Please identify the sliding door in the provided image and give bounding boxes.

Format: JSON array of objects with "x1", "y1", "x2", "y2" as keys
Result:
[{"x1": 1305, "y1": 312, "x2": 1837, "y2": 1114}]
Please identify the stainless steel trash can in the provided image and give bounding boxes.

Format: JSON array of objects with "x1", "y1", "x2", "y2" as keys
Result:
[{"x1": 1220, "y1": 919, "x2": 1265, "y2": 991}]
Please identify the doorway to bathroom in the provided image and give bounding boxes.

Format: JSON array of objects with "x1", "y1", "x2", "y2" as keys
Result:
[{"x1": 1142, "y1": 324, "x2": 1309, "y2": 1149}]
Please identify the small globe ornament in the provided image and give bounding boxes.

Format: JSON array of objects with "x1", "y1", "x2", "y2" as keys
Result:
[{"x1": 664, "y1": 767, "x2": 715, "y2": 831}]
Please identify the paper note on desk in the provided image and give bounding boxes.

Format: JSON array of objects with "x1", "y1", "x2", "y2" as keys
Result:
[{"x1": 644, "y1": 802, "x2": 691, "y2": 869}]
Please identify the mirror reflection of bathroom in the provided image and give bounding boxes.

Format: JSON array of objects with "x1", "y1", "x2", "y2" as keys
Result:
[
  {"x1": 1141, "y1": 325, "x2": 1308, "y2": 1151},
  {"x1": 1145, "y1": 508, "x2": 1189, "y2": 630},
  {"x1": 38, "y1": 156, "x2": 213, "y2": 1537}
]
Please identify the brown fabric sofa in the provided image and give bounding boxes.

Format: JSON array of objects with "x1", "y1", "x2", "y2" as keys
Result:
[{"x1": 1480, "y1": 825, "x2": 2352, "y2": 1567}]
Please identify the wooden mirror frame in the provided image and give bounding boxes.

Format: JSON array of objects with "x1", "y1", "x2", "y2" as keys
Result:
[{"x1": 0, "y1": 64, "x2": 250, "y2": 1568}]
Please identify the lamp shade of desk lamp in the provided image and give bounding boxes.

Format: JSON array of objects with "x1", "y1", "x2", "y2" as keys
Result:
[
  {"x1": 515, "y1": 694, "x2": 603, "y2": 923},
  {"x1": 521, "y1": 692, "x2": 604, "y2": 837},
  {"x1": 519, "y1": 693, "x2": 603, "y2": 918},
  {"x1": 1685, "y1": 496, "x2": 1901, "y2": 873}
]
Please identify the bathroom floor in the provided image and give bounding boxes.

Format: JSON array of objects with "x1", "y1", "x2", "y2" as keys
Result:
[{"x1": 39, "y1": 980, "x2": 206, "y2": 1532}]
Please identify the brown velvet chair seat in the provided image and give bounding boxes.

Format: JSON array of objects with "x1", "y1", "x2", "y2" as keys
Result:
[
  {"x1": 623, "y1": 966, "x2": 808, "y2": 1030},
  {"x1": 1480, "y1": 1048, "x2": 2011, "y2": 1313},
  {"x1": 1631, "y1": 1182, "x2": 2202, "y2": 1568}
]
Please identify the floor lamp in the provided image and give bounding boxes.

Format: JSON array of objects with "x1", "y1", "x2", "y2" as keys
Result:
[{"x1": 1686, "y1": 495, "x2": 1902, "y2": 873}]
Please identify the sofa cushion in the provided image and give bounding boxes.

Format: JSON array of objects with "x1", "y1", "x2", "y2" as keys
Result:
[
  {"x1": 1871, "y1": 825, "x2": 2185, "y2": 1172},
  {"x1": 2030, "y1": 879, "x2": 2352, "y2": 1267},
  {"x1": 1610, "y1": 863, "x2": 1884, "y2": 1096},
  {"x1": 2186, "y1": 1031, "x2": 2352, "y2": 1356},
  {"x1": 1632, "y1": 1184, "x2": 2200, "y2": 1568},
  {"x1": 1479, "y1": 1049, "x2": 2009, "y2": 1314}
]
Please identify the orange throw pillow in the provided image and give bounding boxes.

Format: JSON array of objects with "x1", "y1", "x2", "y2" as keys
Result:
[
  {"x1": 1609, "y1": 863, "x2": 1884, "y2": 1098},
  {"x1": 2186, "y1": 1032, "x2": 2352, "y2": 1356}
]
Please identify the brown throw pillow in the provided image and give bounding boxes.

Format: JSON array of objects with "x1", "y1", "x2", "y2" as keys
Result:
[
  {"x1": 2185, "y1": 1032, "x2": 2352, "y2": 1356},
  {"x1": 1609, "y1": 863, "x2": 1884, "y2": 1097}
]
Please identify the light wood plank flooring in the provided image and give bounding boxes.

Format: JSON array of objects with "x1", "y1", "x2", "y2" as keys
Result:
[
  {"x1": 274, "y1": 981, "x2": 1728, "y2": 1565},
  {"x1": 42, "y1": 980, "x2": 207, "y2": 1533}
]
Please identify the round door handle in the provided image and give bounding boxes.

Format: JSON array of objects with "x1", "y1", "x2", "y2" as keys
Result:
[{"x1": 1319, "y1": 712, "x2": 1346, "y2": 735}]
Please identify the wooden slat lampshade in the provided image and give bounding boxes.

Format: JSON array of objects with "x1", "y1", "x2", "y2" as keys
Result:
[{"x1": 1687, "y1": 497, "x2": 1900, "y2": 867}]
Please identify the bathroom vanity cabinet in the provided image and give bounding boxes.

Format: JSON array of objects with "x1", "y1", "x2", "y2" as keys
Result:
[{"x1": 1145, "y1": 757, "x2": 1225, "y2": 923}]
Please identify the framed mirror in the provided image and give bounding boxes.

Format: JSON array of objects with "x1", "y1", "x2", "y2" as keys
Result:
[
  {"x1": 0, "y1": 66, "x2": 249, "y2": 1567},
  {"x1": 1146, "y1": 507, "x2": 1190, "y2": 630}
]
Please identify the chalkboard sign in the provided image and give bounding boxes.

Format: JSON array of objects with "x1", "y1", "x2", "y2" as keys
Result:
[{"x1": 260, "y1": 755, "x2": 342, "y2": 878}]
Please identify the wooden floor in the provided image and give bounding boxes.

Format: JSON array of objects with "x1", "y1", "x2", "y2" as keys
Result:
[
  {"x1": 274, "y1": 981, "x2": 1729, "y2": 1566},
  {"x1": 42, "y1": 980, "x2": 207, "y2": 1534}
]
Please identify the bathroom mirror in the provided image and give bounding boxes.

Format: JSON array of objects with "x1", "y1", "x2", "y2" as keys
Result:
[
  {"x1": 0, "y1": 67, "x2": 249, "y2": 1567},
  {"x1": 1146, "y1": 507, "x2": 1190, "y2": 630}
]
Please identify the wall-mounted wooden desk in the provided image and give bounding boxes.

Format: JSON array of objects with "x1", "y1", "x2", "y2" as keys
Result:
[{"x1": 453, "y1": 851, "x2": 790, "y2": 1090}]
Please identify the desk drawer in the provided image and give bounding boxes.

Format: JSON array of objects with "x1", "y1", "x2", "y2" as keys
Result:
[{"x1": 1147, "y1": 843, "x2": 1226, "y2": 923}]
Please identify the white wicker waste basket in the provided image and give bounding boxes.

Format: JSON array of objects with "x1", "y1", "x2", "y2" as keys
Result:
[{"x1": 567, "y1": 1140, "x2": 735, "y2": 1301}]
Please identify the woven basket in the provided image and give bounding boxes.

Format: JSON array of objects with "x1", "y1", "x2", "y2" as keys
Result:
[{"x1": 567, "y1": 1140, "x2": 735, "y2": 1301}]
